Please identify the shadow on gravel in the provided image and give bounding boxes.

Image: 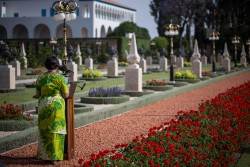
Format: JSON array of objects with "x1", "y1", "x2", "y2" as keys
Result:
[{"x1": 0, "y1": 155, "x2": 53, "y2": 166}]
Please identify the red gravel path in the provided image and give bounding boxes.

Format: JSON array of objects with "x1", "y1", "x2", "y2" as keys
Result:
[{"x1": 1, "y1": 70, "x2": 250, "y2": 167}]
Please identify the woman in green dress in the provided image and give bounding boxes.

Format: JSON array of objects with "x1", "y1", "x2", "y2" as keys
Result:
[{"x1": 35, "y1": 56, "x2": 69, "y2": 162}]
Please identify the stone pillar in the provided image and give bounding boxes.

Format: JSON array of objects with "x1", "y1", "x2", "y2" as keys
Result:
[
  {"x1": 0, "y1": 65, "x2": 16, "y2": 90},
  {"x1": 176, "y1": 56, "x2": 184, "y2": 68},
  {"x1": 222, "y1": 43, "x2": 231, "y2": 72},
  {"x1": 146, "y1": 56, "x2": 152, "y2": 65},
  {"x1": 159, "y1": 57, "x2": 168, "y2": 71},
  {"x1": 84, "y1": 57, "x2": 93, "y2": 70},
  {"x1": 107, "y1": 57, "x2": 118, "y2": 76},
  {"x1": 192, "y1": 59, "x2": 202, "y2": 78},
  {"x1": 10, "y1": 60, "x2": 21, "y2": 76},
  {"x1": 172, "y1": 55, "x2": 177, "y2": 64},
  {"x1": 240, "y1": 45, "x2": 247, "y2": 67},
  {"x1": 20, "y1": 43, "x2": 28, "y2": 69},
  {"x1": 139, "y1": 58, "x2": 147, "y2": 73},
  {"x1": 75, "y1": 44, "x2": 82, "y2": 66},
  {"x1": 201, "y1": 55, "x2": 207, "y2": 65},
  {"x1": 67, "y1": 61, "x2": 78, "y2": 82},
  {"x1": 217, "y1": 53, "x2": 223, "y2": 65},
  {"x1": 125, "y1": 64, "x2": 142, "y2": 92},
  {"x1": 191, "y1": 39, "x2": 202, "y2": 78},
  {"x1": 125, "y1": 33, "x2": 142, "y2": 92}
]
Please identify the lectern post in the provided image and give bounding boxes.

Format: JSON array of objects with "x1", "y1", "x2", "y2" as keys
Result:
[{"x1": 64, "y1": 83, "x2": 76, "y2": 160}]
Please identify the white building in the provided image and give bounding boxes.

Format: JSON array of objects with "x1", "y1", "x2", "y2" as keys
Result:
[{"x1": 0, "y1": 0, "x2": 136, "y2": 39}]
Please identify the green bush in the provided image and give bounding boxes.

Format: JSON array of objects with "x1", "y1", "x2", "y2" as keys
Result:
[
  {"x1": 175, "y1": 70, "x2": 197, "y2": 79},
  {"x1": 82, "y1": 69, "x2": 103, "y2": 78},
  {"x1": 184, "y1": 61, "x2": 191, "y2": 67},
  {"x1": 118, "y1": 61, "x2": 128, "y2": 67}
]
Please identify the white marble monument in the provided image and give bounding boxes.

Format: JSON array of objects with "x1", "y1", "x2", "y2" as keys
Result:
[
  {"x1": 67, "y1": 61, "x2": 78, "y2": 82},
  {"x1": 10, "y1": 59, "x2": 21, "y2": 76},
  {"x1": 0, "y1": 65, "x2": 16, "y2": 90},
  {"x1": 191, "y1": 40, "x2": 202, "y2": 78},
  {"x1": 125, "y1": 33, "x2": 142, "y2": 92},
  {"x1": 176, "y1": 56, "x2": 184, "y2": 68},
  {"x1": 20, "y1": 43, "x2": 27, "y2": 69},
  {"x1": 107, "y1": 56, "x2": 118, "y2": 77},
  {"x1": 222, "y1": 43, "x2": 231, "y2": 72},
  {"x1": 139, "y1": 57, "x2": 147, "y2": 74},
  {"x1": 75, "y1": 44, "x2": 82, "y2": 66},
  {"x1": 240, "y1": 45, "x2": 247, "y2": 67},
  {"x1": 146, "y1": 56, "x2": 153, "y2": 65},
  {"x1": 159, "y1": 57, "x2": 168, "y2": 71}
]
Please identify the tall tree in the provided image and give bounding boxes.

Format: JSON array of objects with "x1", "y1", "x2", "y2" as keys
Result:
[{"x1": 150, "y1": 0, "x2": 208, "y2": 49}]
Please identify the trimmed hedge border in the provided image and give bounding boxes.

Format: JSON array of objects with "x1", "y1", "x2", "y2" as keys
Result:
[
  {"x1": 142, "y1": 85, "x2": 174, "y2": 91},
  {"x1": 0, "y1": 117, "x2": 38, "y2": 131},
  {"x1": 200, "y1": 76, "x2": 210, "y2": 81},
  {"x1": 125, "y1": 90, "x2": 154, "y2": 97},
  {"x1": 105, "y1": 75, "x2": 124, "y2": 78},
  {"x1": 167, "y1": 81, "x2": 189, "y2": 87},
  {"x1": 175, "y1": 79, "x2": 201, "y2": 83},
  {"x1": 74, "y1": 103, "x2": 94, "y2": 114},
  {"x1": 80, "y1": 77, "x2": 107, "y2": 81},
  {"x1": 80, "y1": 95, "x2": 130, "y2": 104}
]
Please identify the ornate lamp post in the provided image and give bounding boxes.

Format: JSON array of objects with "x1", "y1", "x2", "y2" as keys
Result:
[
  {"x1": 165, "y1": 20, "x2": 179, "y2": 81},
  {"x1": 232, "y1": 35, "x2": 240, "y2": 67},
  {"x1": 52, "y1": 0, "x2": 78, "y2": 65},
  {"x1": 246, "y1": 38, "x2": 250, "y2": 64},
  {"x1": 209, "y1": 31, "x2": 219, "y2": 72}
]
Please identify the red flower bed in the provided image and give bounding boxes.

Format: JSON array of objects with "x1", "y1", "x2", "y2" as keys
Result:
[
  {"x1": 78, "y1": 81, "x2": 250, "y2": 167},
  {"x1": 144, "y1": 79, "x2": 168, "y2": 86},
  {"x1": 0, "y1": 101, "x2": 32, "y2": 121}
]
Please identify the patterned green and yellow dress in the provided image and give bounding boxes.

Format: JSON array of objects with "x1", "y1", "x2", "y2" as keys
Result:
[{"x1": 36, "y1": 73, "x2": 68, "y2": 161}]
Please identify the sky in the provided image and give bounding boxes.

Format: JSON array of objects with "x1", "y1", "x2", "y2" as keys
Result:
[{"x1": 113, "y1": 0, "x2": 158, "y2": 39}]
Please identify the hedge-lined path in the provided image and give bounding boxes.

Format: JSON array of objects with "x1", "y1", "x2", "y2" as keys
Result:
[{"x1": 0, "y1": 69, "x2": 250, "y2": 167}]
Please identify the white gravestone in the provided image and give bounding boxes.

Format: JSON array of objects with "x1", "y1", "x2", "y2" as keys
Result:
[
  {"x1": 240, "y1": 45, "x2": 247, "y2": 67},
  {"x1": 125, "y1": 33, "x2": 142, "y2": 92},
  {"x1": 0, "y1": 65, "x2": 16, "y2": 90},
  {"x1": 191, "y1": 40, "x2": 202, "y2": 78},
  {"x1": 222, "y1": 43, "x2": 231, "y2": 72}
]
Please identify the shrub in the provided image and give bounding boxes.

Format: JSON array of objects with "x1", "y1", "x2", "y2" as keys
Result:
[
  {"x1": 184, "y1": 61, "x2": 191, "y2": 67},
  {"x1": 0, "y1": 101, "x2": 33, "y2": 121},
  {"x1": 118, "y1": 61, "x2": 128, "y2": 67},
  {"x1": 88, "y1": 86, "x2": 124, "y2": 97},
  {"x1": 175, "y1": 70, "x2": 197, "y2": 79},
  {"x1": 144, "y1": 79, "x2": 167, "y2": 86},
  {"x1": 82, "y1": 69, "x2": 103, "y2": 78}
]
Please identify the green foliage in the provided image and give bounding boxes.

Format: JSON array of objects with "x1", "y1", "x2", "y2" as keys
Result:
[
  {"x1": 175, "y1": 70, "x2": 197, "y2": 79},
  {"x1": 97, "y1": 52, "x2": 109, "y2": 64},
  {"x1": 184, "y1": 61, "x2": 191, "y2": 67},
  {"x1": 151, "y1": 37, "x2": 168, "y2": 51},
  {"x1": 82, "y1": 69, "x2": 103, "y2": 78},
  {"x1": 107, "y1": 21, "x2": 150, "y2": 39},
  {"x1": 118, "y1": 61, "x2": 128, "y2": 67}
]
